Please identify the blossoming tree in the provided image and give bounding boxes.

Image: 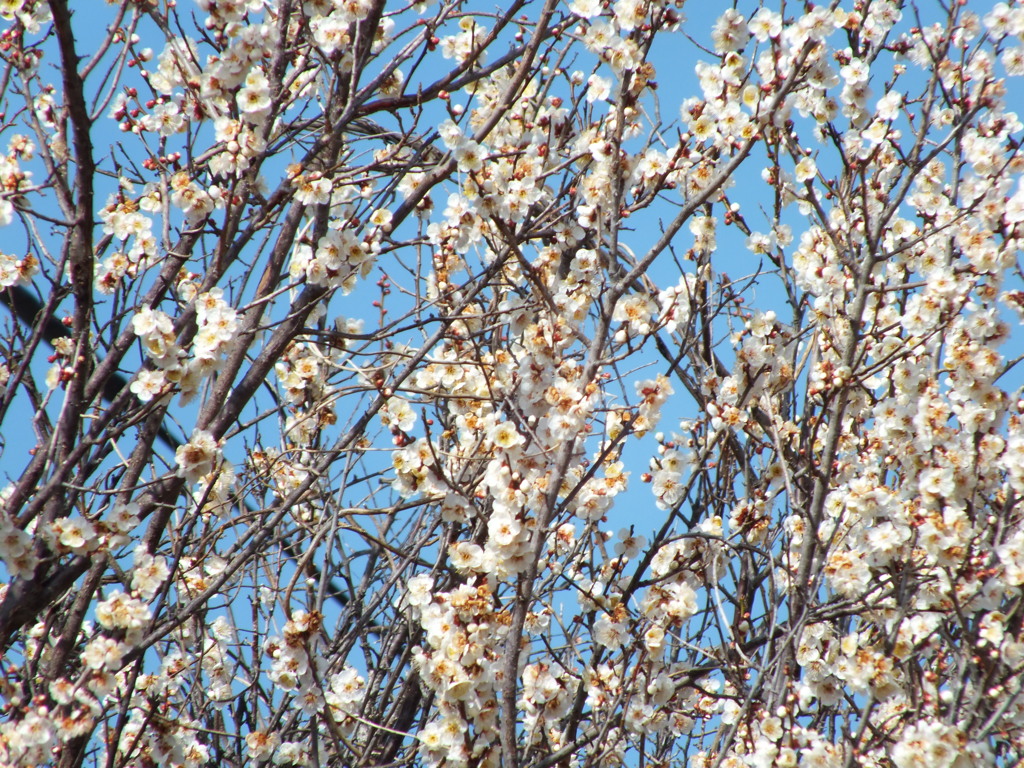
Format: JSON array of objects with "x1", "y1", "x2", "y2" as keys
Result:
[{"x1": 2, "y1": 0, "x2": 1024, "y2": 765}]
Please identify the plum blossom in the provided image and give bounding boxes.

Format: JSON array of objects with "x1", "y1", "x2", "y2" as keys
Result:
[{"x1": 175, "y1": 429, "x2": 222, "y2": 484}]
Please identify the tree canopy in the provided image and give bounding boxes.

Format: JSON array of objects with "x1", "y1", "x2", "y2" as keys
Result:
[{"x1": 2, "y1": 0, "x2": 1024, "y2": 767}]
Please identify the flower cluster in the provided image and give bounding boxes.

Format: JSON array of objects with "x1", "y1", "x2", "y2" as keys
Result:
[
  {"x1": 129, "y1": 287, "x2": 241, "y2": 407},
  {"x1": 0, "y1": 500, "x2": 36, "y2": 578},
  {"x1": 289, "y1": 224, "x2": 378, "y2": 294},
  {"x1": 407, "y1": 576, "x2": 508, "y2": 768}
]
